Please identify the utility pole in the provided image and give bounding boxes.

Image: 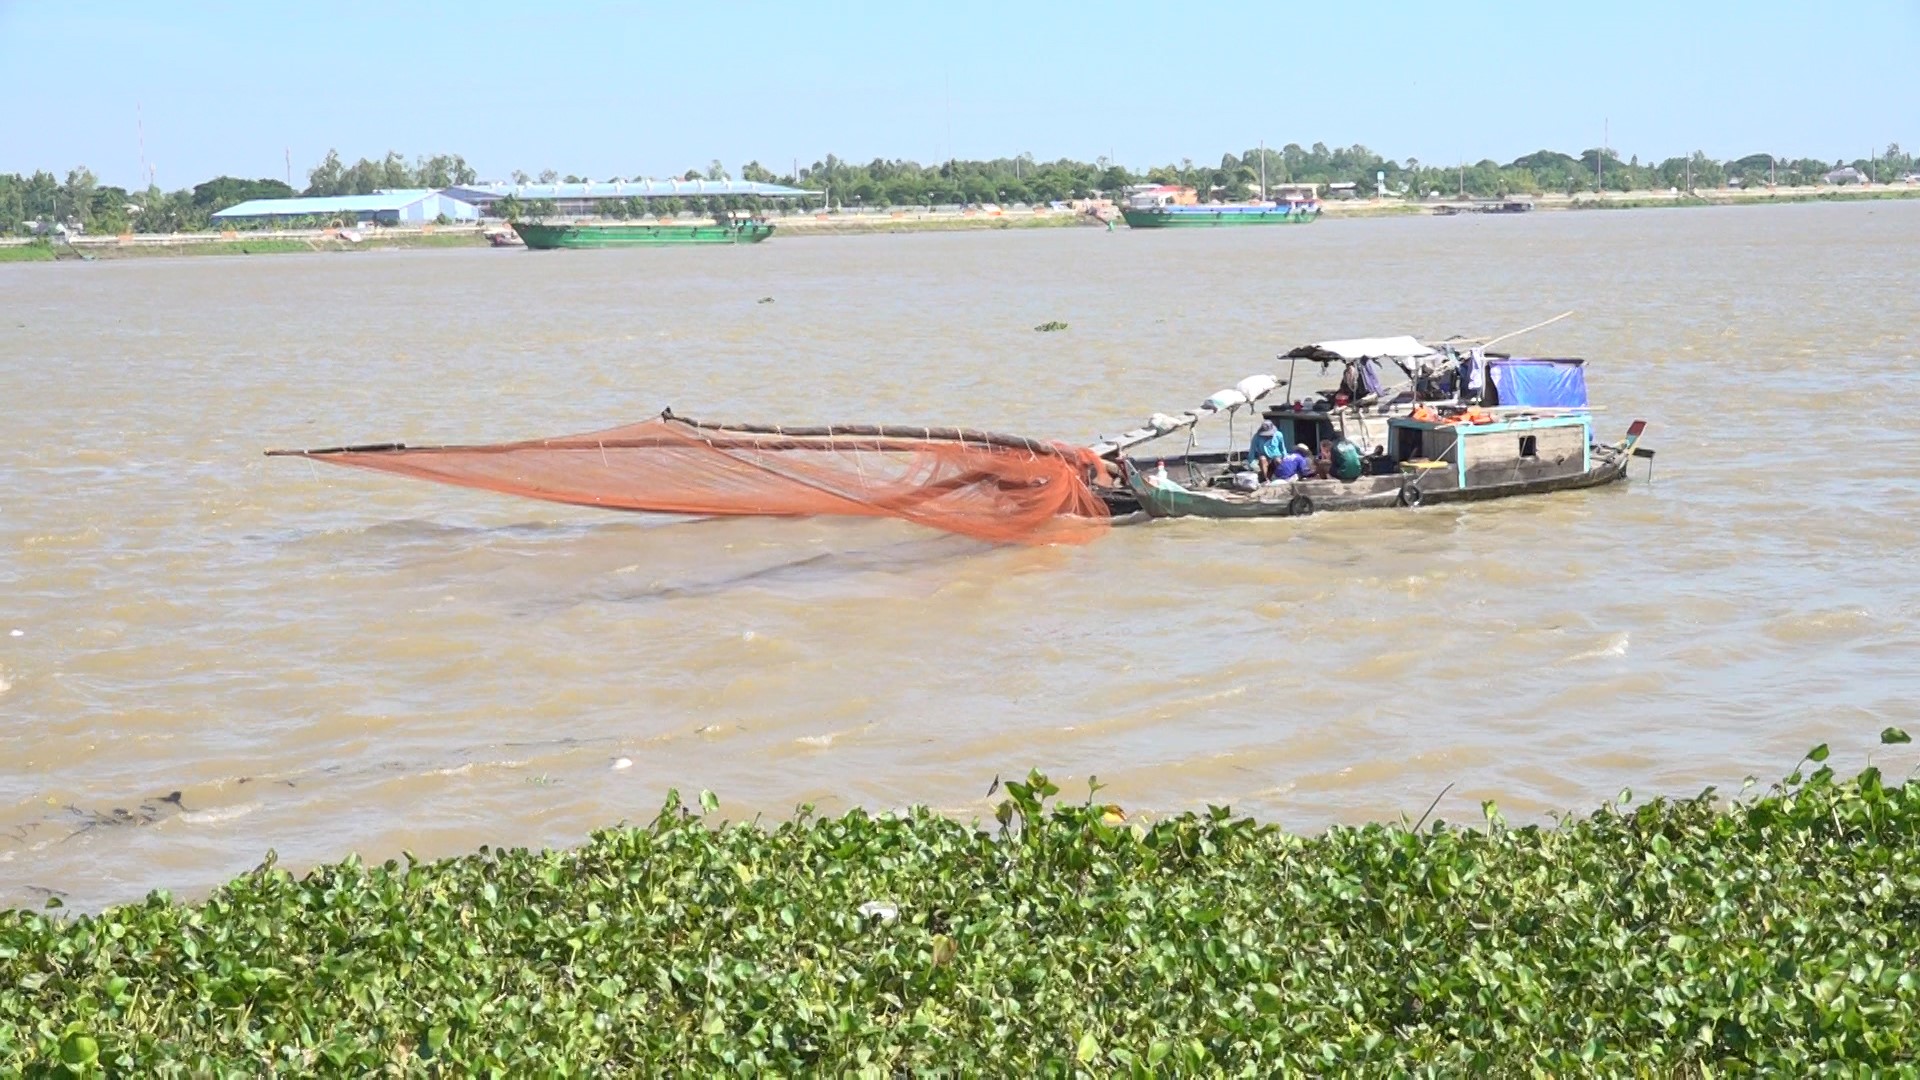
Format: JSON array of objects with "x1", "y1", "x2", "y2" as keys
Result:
[
  {"x1": 286, "y1": 147, "x2": 292, "y2": 189},
  {"x1": 1259, "y1": 139, "x2": 1266, "y2": 201},
  {"x1": 1599, "y1": 118, "x2": 1607, "y2": 190}
]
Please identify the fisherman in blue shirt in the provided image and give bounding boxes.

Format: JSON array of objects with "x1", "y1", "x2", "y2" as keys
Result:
[
  {"x1": 1277, "y1": 442, "x2": 1316, "y2": 481},
  {"x1": 1249, "y1": 420, "x2": 1286, "y2": 480}
]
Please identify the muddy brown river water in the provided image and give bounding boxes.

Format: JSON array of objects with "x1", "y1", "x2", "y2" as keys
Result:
[{"x1": 4, "y1": 201, "x2": 1918, "y2": 910}]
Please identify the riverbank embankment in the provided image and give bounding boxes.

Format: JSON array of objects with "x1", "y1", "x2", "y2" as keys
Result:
[
  {"x1": 2, "y1": 183, "x2": 1912, "y2": 263},
  {"x1": 0, "y1": 226, "x2": 492, "y2": 261}
]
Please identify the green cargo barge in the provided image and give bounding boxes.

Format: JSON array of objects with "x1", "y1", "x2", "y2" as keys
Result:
[
  {"x1": 510, "y1": 221, "x2": 775, "y2": 248},
  {"x1": 1119, "y1": 204, "x2": 1321, "y2": 228}
]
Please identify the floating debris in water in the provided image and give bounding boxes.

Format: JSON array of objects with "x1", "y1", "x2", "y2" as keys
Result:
[
  {"x1": 8, "y1": 629, "x2": 21, "y2": 637},
  {"x1": 611, "y1": 757, "x2": 634, "y2": 770},
  {"x1": 1034, "y1": 321, "x2": 1069, "y2": 333},
  {"x1": 58, "y1": 791, "x2": 187, "y2": 839},
  {"x1": 757, "y1": 296, "x2": 774, "y2": 304}
]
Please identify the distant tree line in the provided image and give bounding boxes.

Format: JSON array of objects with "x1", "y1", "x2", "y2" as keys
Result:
[
  {"x1": 737, "y1": 144, "x2": 1915, "y2": 206},
  {"x1": 301, "y1": 151, "x2": 478, "y2": 196},
  {"x1": 0, "y1": 168, "x2": 296, "y2": 236},
  {"x1": 2, "y1": 144, "x2": 1913, "y2": 236}
]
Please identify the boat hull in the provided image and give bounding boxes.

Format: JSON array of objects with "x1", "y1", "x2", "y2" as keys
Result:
[
  {"x1": 1120, "y1": 206, "x2": 1319, "y2": 228},
  {"x1": 511, "y1": 221, "x2": 775, "y2": 248},
  {"x1": 1125, "y1": 472, "x2": 1411, "y2": 519},
  {"x1": 1118, "y1": 454, "x2": 1632, "y2": 519}
]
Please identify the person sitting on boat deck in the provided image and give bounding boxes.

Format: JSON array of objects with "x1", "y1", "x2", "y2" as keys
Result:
[
  {"x1": 1329, "y1": 437, "x2": 1365, "y2": 482},
  {"x1": 1249, "y1": 420, "x2": 1287, "y2": 480},
  {"x1": 1276, "y1": 442, "x2": 1316, "y2": 481},
  {"x1": 1314, "y1": 440, "x2": 1335, "y2": 479}
]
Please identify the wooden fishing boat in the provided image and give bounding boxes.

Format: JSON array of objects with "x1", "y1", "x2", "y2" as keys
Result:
[
  {"x1": 268, "y1": 317, "x2": 1648, "y2": 544},
  {"x1": 1122, "y1": 416, "x2": 1645, "y2": 520},
  {"x1": 1085, "y1": 325, "x2": 1651, "y2": 520}
]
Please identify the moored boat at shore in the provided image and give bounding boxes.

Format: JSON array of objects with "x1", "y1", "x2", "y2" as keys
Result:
[
  {"x1": 511, "y1": 220, "x2": 775, "y2": 248},
  {"x1": 1119, "y1": 203, "x2": 1320, "y2": 228},
  {"x1": 1119, "y1": 180, "x2": 1322, "y2": 228}
]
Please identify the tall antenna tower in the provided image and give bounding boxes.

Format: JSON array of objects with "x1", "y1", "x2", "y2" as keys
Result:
[
  {"x1": 138, "y1": 103, "x2": 147, "y2": 190},
  {"x1": 1598, "y1": 118, "x2": 1607, "y2": 190}
]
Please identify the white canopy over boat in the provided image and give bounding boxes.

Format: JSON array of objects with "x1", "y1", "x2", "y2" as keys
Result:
[{"x1": 1281, "y1": 336, "x2": 1437, "y2": 363}]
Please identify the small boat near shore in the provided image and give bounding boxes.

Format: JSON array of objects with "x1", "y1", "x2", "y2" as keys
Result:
[
  {"x1": 1432, "y1": 198, "x2": 1535, "y2": 216},
  {"x1": 511, "y1": 219, "x2": 774, "y2": 249}
]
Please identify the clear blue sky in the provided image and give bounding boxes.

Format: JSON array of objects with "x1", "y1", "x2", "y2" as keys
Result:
[{"x1": 2, "y1": 0, "x2": 1913, "y2": 190}]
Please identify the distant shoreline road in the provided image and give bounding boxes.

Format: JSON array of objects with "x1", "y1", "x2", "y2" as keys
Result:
[{"x1": 2, "y1": 184, "x2": 1913, "y2": 261}]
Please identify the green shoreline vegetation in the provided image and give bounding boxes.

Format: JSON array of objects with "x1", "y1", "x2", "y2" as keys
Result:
[
  {"x1": 0, "y1": 239, "x2": 54, "y2": 262},
  {"x1": 5, "y1": 733, "x2": 1917, "y2": 1074}
]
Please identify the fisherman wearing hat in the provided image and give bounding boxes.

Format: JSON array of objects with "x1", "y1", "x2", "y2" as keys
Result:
[
  {"x1": 1278, "y1": 442, "x2": 1317, "y2": 481},
  {"x1": 1249, "y1": 419, "x2": 1286, "y2": 481}
]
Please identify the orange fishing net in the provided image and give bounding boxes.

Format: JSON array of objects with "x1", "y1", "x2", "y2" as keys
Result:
[{"x1": 272, "y1": 415, "x2": 1112, "y2": 545}]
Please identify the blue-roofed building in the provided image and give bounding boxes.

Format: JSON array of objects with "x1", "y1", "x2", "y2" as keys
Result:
[
  {"x1": 211, "y1": 189, "x2": 480, "y2": 225},
  {"x1": 442, "y1": 180, "x2": 817, "y2": 217}
]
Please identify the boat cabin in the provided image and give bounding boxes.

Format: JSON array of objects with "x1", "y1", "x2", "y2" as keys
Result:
[
  {"x1": 1388, "y1": 413, "x2": 1591, "y2": 491},
  {"x1": 1258, "y1": 406, "x2": 1391, "y2": 461}
]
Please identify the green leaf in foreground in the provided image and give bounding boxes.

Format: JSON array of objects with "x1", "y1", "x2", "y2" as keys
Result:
[
  {"x1": 1884, "y1": 727, "x2": 1912, "y2": 745},
  {"x1": 58, "y1": 1028, "x2": 98, "y2": 1068},
  {"x1": 6, "y1": 756, "x2": 1920, "y2": 1073}
]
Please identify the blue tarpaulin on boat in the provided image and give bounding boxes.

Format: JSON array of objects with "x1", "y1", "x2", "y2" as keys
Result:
[{"x1": 1489, "y1": 359, "x2": 1588, "y2": 408}]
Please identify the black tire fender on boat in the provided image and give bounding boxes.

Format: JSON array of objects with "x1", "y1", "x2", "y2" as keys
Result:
[
  {"x1": 1287, "y1": 494, "x2": 1315, "y2": 517},
  {"x1": 1399, "y1": 484, "x2": 1423, "y2": 508}
]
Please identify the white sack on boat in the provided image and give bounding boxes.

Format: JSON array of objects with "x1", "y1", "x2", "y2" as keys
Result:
[
  {"x1": 1236, "y1": 374, "x2": 1279, "y2": 401},
  {"x1": 1203, "y1": 388, "x2": 1248, "y2": 412},
  {"x1": 1148, "y1": 413, "x2": 1185, "y2": 433}
]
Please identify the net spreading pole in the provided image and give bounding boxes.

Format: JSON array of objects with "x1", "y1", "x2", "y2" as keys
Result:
[{"x1": 1480, "y1": 311, "x2": 1575, "y2": 351}]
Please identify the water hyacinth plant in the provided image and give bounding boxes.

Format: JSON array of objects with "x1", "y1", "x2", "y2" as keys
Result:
[{"x1": 4, "y1": 735, "x2": 1919, "y2": 1074}]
